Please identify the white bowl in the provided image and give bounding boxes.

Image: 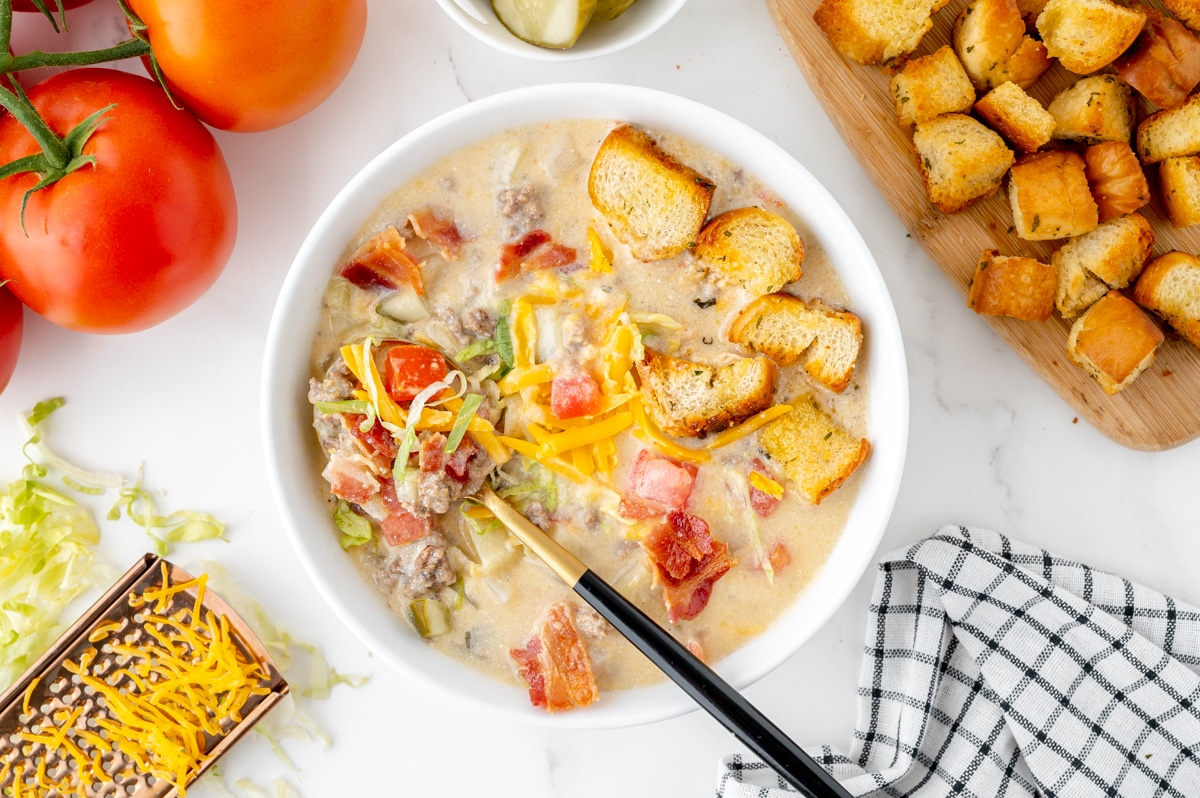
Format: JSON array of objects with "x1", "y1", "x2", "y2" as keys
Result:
[
  {"x1": 433, "y1": 0, "x2": 688, "y2": 61},
  {"x1": 262, "y1": 83, "x2": 909, "y2": 729}
]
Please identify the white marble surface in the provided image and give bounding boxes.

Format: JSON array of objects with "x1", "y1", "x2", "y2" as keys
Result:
[{"x1": 1, "y1": 1, "x2": 1197, "y2": 795}]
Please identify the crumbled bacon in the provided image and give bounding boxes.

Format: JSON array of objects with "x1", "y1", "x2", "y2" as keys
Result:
[
  {"x1": 685, "y1": 639, "x2": 706, "y2": 662},
  {"x1": 445, "y1": 436, "x2": 479, "y2": 482},
  {"x1": 322, "y1": 455, "x2": 380, "y2": 505},
  {"x1": 642, "y1": 511, "x2": 734, "y2": 623},
  {"x1": 408, "y1": 207, "x2": 465, "y2": 260},
  {"x1": 618, "y1": 499, "x2": 663, "y2": 520},
  {"x1": 340, "y1": 226, "x2": 424, "y2": 294},
  {"x1": 379, "y1": 478, "x2": 433, "y2": 545},
  {"x1": 345, "y1": 414, "x2": 398, "y2": 472},
  {"x1": 767, "y1": 541, "x2": 792, "y2": 574},
  {"x1": 418, "y1": 432, "x2": 448, "y2": 474},
  {"x1": 748, "y1": 459, "x2": 782, "y2": 518},
  {"x1": 628, "y1": 449, "x2": 697, "y2": 510},
  {"x1": 509, "y1": 604, "x2": 598, "y2": 712},
  {"x1": 495, "y1": 229, "x2": 578, "y2": 281}
]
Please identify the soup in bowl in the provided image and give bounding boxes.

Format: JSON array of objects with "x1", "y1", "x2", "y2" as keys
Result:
[{"x1": 262, "y1": 84, "x2": 908, "y2": 728}]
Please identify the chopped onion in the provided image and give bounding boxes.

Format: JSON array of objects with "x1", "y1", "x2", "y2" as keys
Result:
[
  {"x1": 376, "y1": 288, "x2": 429, "y2": 323},
  {"x1": 535, "y1": 306, "x2": 560, "y2": 362}
]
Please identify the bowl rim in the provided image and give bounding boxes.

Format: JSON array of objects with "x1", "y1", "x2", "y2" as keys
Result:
[
  {"x1": 432, "y1": 0, "x2": 689, "y2": 61},
  {"x1": 262, "y1": 82, "x2": 909, "y2": 729}
]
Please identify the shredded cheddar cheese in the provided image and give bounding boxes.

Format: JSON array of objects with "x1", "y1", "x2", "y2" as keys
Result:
[
  {"x1": 587, "y1": 227, "x2": 613, "y2": 273},
  {"x1": 8, "y1": 564, "x2": 271, "y2": 797},
  {"x1": 705, "y1": 404, "x2": 793, "y2": 450},
  {"x1": 749, "y1": 471, "x2": 784, "y2": 500}
]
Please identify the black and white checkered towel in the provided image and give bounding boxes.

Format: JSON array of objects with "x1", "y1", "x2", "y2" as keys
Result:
[{"x1": 717, "y1": 526, "x2": 1200, "y2": 797}]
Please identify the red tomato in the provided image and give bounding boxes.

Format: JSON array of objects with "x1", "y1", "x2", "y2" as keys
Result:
[
  {"x1": 627, "y1": 449, "x2": 697, "y2": 509},
  {"x1": 0, "y1": 284, "x2": 23, "y2": 393},
  {"x1": 127, "y1": 0, "x2": 367, "y2": 133},
  {"x1": 384, "y1": 345, "x2": 448, "y2": 403},
  {"x1": 0, "y1": 69, "x2": 236, "y2": 334},
  {"x1": 550, "y1": 374, "x2": 601, "y2": 419},
  {"x1": 12, "y1": 0, "x2": 95, "y2": 10}
]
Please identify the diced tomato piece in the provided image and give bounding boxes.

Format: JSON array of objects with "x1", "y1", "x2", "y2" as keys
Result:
[
  {"x1": 340, "y1": 226, "x2": 424, "y2": 294},
  {"x1": 748, "y1": 458, "x2": 782, "y2": 518},
  {"x1": 377, "y1": 478, "x2": 433, "y2": 545},
  {"x1": 322, "y1": 456, "x2": 380, "y2": 505},
  {"x1": 407, "y1": 207, "x2": 464, "y2": 260},
  {"x1": 550, "y1": 373, "x2": 602, "y2": 420},
  {"x1": 768, "y1": 542, "x2": 791, "y2": 574},
  {"x1": 628, "y1": 449, "x2": 697, "y2": 510},
  {"x1": 510, "y1": 603, "x2": 598, "y2": 713},
  {"x1": 384, "y1": 344, "x2": 448, "y2": 403},
  {"x1": 642, "y1": 510, "x2": 733, "y2": 623}
]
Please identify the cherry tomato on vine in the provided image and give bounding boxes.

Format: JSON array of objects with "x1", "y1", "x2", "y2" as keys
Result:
[
  {"x1": 0, "y1": 284, "x2": 22, "y2": 393},
  {"x1": 0, "y1": 69, "x2": 237, "y2": 334},
  {"x1": 127, "y1": 0, "x2": 368, "y2": 133}
]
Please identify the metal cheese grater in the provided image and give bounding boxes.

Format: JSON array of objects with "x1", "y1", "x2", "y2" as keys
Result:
[{"x1": 0, "y1": 555, "x2": 289, "y2": 797}]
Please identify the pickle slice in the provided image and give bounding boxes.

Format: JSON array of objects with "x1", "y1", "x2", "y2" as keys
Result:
[
  {"x1": 492, "y1": 0, "x2": 598, "y2": 49},
  {"x1": 593, "y1": 0, "x2": 637, "y2": 20}
]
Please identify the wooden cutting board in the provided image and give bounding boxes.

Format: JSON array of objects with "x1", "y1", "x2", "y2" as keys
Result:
[{"x1": 766, "y1": 0, "x2": 1200, "y2": 451}]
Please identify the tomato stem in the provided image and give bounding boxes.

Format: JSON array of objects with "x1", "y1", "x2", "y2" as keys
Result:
[
  {"x1": 6, "y1": 38, "x2": 152, "y2": 72},
  {"x1": 0, "y1": 0, "x2": 10, "y2": 54},
  {"x1": 0, "y1": 85, "x2": 68, "y2": 169}
]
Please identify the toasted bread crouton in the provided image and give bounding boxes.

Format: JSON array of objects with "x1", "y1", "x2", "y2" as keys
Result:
[
  {"x1": 1160, "y1": 156, "x2": 1200, "y2": 227},
  {"x1": 1137, "y1": 93, "x2": 1200, "y2": 164},
  {"x1": 1133, "y1": 251, "x2": 1200, "y2": 347},
  {"x1": 728, "y1": 294, "x2": 863, "y2": 392},
  {"x1": 890, "y1": 46, "x2": 976, "y2": 126},
  {"x1": 996, "y1": 36, "x2": 1055, "y2": 89},
  {"x1": 1084, "y1": 142, "x2": 1151, "y2": 223},
  {"x1": 1036, "y1": 0, "x2": 1146, "y2": 74},
  {"x1": 975, "y1": 82, "x2": 1056, "y2": 152},
  {"x1": 758, "y1": 400, "x2": 870, "y2": 504},
  {"x1": 1009, "y1": 151, "x2": 1098, "y2": 240},
  {"x1": 635, "y1": 348, "x2": 776, "y2": 438},
  {"x1": 1067, "y1": 291, "x2": 1163, "y2": 394},
  {"x1": 954, "y1": 0, "x2": 1025, "y2": 89},
  {"x1": 1047, "y1": 75, "x2": 1134, "y2": 145},
  {"x1": 588, "y1": 125, "x2": 714, "y2": 262},
  {"x1": 1061, "y1": 213, "x2": 1154, "y2": 288},
  {"x1": 1056, "y1": 250, "x2": 1111, "y2": 318},
  {"x1": 1165, "y1": 0, "x2": 1200, "y2": 33},
  {"x1": 913, "y1": 114, "x2": 1015, "y2": 212},
  {"x1": 814, "y1": 0, "x2": 951, "y2": 65},
  {"x1": 694, "y1": 208, "x2": 804, "y2": 296},
  {"x1": 968, "y1": 249, "x2": 1057, "y2": 319}
]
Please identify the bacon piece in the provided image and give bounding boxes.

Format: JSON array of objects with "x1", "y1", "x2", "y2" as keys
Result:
[
  {"x1": 768, "y1": 542, "x2": 792, "y2": 574},
  {"x1": 408, "y1": 207, "x2": 464, "y2": 260},
  {"x1": 509, "y1": 604, "x2": 598, "y2": 713},
  {"x1": 418, "y1": 432, "x2": 448, "y2": 474},
  {"x1": 643, "y1": 511, "x2": 734, "y2": 623},
  {"x1": 685, "y1": 639, "x2": 706, "y2": 662},
  {"x1": 379, "y1": 478, "x2": 433, "y2": 545},
  {"x1": 628, "y1": 449, "x2": 697, "y2": 511},
  {"x1": 322, "y1": 455, "x2": 380, "y2": 505},
  {"x1": 618, "y1": 499, "x2": 664, "y2": 520},
  {"x1": 340, "y1": 226, "x2": 424, "y2": 294},
  {"x1": 445, "y1": 435, "x2": 479, "y2": 482},
  {"x1": 748, "y1": 459, "x2": 782, "y2": 518},
  {"x1": 345, "y1": 414, "x2": 398, "y2": 473},
  {"x1": 495, "y1": 229, "x2": 578, "y2": 281}
]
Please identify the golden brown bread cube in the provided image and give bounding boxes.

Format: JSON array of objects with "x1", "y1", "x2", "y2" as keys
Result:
[
  {"x1": 1160, "y1": 156, "x2": 1200, "y2": 228},
  {"x1": 1165, "y1": 0, "x2": 1200, "y2": 32},
  {"x1": 913, "y1": 113, "x2": 1015, "y2": 213},
  {"x1": 694, "y1": 208, "x2": 804, "y2": 297},
  {"x1": 967, "y1": 250, "x2": 1057, "y2": 320},
  {"x1": 1048, "y1": 75, "x2": 1134, "y2": 145},
  {"x1": 1133, "y1": 251, "x2": 1200, "y2": 348},
  {"x1": 1008, "y1": 151, "x2": 1099, "y2": 240},
  {"x1": 757, "y1": 399, "x2": 870, "y2": 505},
  {"x1": 975, "y1": 82, "x2": 1055, "y2": 153},
  {"x1": 1067, "y1": 291, "x2": 1163, "y2": 394},
  {"x1": 1084, "y1": 142, "x2": 1150, "y2": 223},
  {"x1": 1036, "y1": 0, "x2": 1146, "y2": 74},
  {"x1": 890, "y1": 46, "x2": 976, "y2": 126},
  {"x1": 1138, "y1": 94, "x2": 1200, "y2": 164},
  {"x1": 588, "y1": 125, "x2": 714, "y2": 262},
  {"x1": 635, "y1": 348, "x2": 777, "y2": 439},
  {"x1": 814, "y1": 0, "x2": 952, "y2": 65},
  {"x1": 1053, "y1": 214, "x2": 1154, "y2": 319},
  {"x1": 954, "y1": 0, "x2": 1025, "y2": 89}
]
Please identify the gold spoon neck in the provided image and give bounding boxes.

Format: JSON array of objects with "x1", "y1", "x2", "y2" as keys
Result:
[{"x1": 476, "y1": 484, "x2": 588, "y2": 587}]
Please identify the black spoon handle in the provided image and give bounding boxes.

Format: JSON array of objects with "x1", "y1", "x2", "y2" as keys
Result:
[{"x1": 573, "y1": 570, "x2": 853, "y2": 798}]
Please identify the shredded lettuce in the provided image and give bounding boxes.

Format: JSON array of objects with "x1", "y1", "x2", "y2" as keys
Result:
[
  {"x1": 628, "y1": 310, "x2": 684, "y2": 331},
  {"x1": 445, "y1": 394, "x2": 483, "y2": 454},
  {"x1": 333, "y1": 500, "x2": 372, "y2": 549},
  {"x1": 497, "y1": 464, "x2": 558, "y2": 513},
  {"x1": 313, "y1": 399, "x2": 376, "y2": 432},
  {"x1": 455, "y1": 338, "x2": 496, "y2": 361},
  {"x1": 493, "y1": 316, "x2": 515, "y2": 369},
  {"x1": 107, "y1": 466, "x2": 226, "y2": 556},
  {"x1": 723, "y1": 469, "x2": 773, "y2": 584}
]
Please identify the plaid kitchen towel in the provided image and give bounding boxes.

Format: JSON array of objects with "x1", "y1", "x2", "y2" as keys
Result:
[{"x1": 717, "y1": 525, "x2": 1200, "y2": 798}]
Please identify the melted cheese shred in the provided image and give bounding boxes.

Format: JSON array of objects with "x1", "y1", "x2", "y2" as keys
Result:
[{"x1": 9, "y1": 564, "x2": 271, "y2": 797}]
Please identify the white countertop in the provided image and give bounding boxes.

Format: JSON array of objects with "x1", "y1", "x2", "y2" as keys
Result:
[{"x1": 2, "y1": 1, "x2": 1197, "y2": 795}]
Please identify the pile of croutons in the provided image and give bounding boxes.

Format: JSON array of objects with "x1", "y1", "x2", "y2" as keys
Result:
[{"x1": 816, "y1": 0, "x2": 1200, "y2": 394}]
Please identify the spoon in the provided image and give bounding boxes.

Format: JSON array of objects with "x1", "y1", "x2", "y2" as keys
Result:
[{"x1": 476, "y1": 483, "x2": 853, "y2": 798}]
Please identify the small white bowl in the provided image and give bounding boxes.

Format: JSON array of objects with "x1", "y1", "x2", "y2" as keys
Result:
[
  {"x1": 433, "y1": 0, "x2": 688, "y2": 61},
  {"x1": 262, "y1": 83, "x2": 909, "y2": 729}
]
